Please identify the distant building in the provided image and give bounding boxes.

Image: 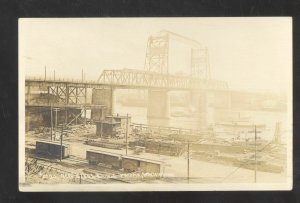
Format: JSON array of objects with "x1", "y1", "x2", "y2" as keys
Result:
[{"x1": 95, "y1": 114, "x2": 131, "y2": 138}]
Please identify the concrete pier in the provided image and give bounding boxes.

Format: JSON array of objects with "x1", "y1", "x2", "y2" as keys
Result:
[
  {"x1": 92, "y1": 88, "x2": 115, "y2": 115},
  {"x1": 147, "y1": 90, "x2": 170, "y2": 118}
]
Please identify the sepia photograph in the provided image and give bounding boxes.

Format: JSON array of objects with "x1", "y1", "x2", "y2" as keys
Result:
[{"x1": 18, "y1": 17, "x2": 292, "y2": 191}]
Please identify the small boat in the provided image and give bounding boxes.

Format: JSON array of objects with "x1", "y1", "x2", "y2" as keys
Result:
[{"x1": 215, "y1": 121, "x2": 266, "y2": 129}]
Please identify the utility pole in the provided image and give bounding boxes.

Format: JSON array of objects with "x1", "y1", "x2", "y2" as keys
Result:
[
  {"x1": 254, "y1": 125, "x2": 257, "y2": 183},
  {"x1": 248, "y1": 125, "x2": 261, "y2": 183},
  {"x1": 65, "y1": 107, "x2": 68, "y2": 125},
  {"x1": 50, "y1": 104, "x2": 53, "y2": 141},
  {"x1": 187, "y1": 142, "x2": 190, "y2": 183},
  {"x1": 53, "y1": 108, "x2": 60, "y2": 141},
  {"x1": 60, "y1": 124, "x2": 64, "y2": 162},
  {"x1": 44, "y1": 66, "x2": 47, "y2": 81},
  {"x1": 125, "y1": 113, "x2": 129, "y2": 155},
  {"x1": 82, "y1": 69, "x2": 84, "y2": 82},
  {"x1": 100, "y1": 119, "x2": 103, "y2": 139},
  {"x1": 84, "y1": 87, "x2": 87, "y2": 126}
]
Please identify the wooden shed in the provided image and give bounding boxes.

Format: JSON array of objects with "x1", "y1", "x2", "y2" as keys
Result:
[
  {"x1": 121, "y1": 155, "x2": 163, "y2": 174},
  {"x1": 86, "y1": 149, "x2": 122, "y2": 169},
  {"x1": 35, "y1": 140, "x2": 70, "y2": 159}
]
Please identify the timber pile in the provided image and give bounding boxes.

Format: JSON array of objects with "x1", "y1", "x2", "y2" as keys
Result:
[
  {"x1": 129, "y1": 139, "x2": 186, "y2": 156},
  {"x1": 167, "y1": 133, "x2": 202, "y2": 142},
  {"x1": 192, "y1": 150, "x2": 284, "y2": 173},
  {"x1": 85, "y1": 139, "x2": 125, "y2": 150}
]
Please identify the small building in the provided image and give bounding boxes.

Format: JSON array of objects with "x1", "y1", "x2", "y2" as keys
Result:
[
  {"x1": 95, "y1": 120, "x2": 121, "y2": 138},
  {"x1": 95, "y1": 114, "x2": 131, "y2": 138},
  {"x1": 35, "y1": 140, "x2": 70, "y2": 159},
  {"x1": 106, "y1": 114, "x2": 131, "y2": 135}
]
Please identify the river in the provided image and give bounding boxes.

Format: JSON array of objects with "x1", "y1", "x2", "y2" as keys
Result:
[{"x1": 114, "y1": 103, "x2": 290, "y2": 143}]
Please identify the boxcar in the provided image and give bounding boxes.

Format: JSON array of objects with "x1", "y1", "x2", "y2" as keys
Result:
[
  {"x1": 121, "y1": 155, "x2": 162, "y2": 173},
  {"x1": 86, "y1": 149, "x2": 122, "y2": 169},
  {"x1": 36, "y1": 140, "x2": 70, "y2": 159}
]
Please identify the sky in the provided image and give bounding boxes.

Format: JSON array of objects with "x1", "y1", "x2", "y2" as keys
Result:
[{"x1": 19, "y1": 17, "x2": 292, "y2": 92}]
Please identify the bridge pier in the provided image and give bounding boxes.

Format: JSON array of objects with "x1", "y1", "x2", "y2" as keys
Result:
[
  {"x1": 190, "y1": 90, "x2": 211, "y2": 113},
  {"x1": 190, "y1": 90, "x2": 200, "y2": 113},
  {"x1": 189, "y1": 90, "x2": 215, "y2": 125},
  {"x1": 147, "y1": 90, "x2": 170, "y2": 118},
  {"x1": 92, "y1": 87, "x2": 115, "y2": 116},
  {"x1": 190, "y1": 90, "x2": 233, "y2": 125}
]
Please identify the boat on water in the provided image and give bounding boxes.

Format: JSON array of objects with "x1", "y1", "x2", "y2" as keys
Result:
[{"x1": 215, "y1": 121, "x2": 266, "y2": 129}]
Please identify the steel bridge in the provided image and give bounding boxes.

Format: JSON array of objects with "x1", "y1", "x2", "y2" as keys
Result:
[
  {"x1": 97, "y1": 69, "x2": 228, "y2": 90},
  {"x1": 26, "y1": 69, "x2": 228, "y2": 91},
  {"x1": 25, "y1": 30, "x2": 230, "y2": 125},
  {"x1": 25, "y1": 69, "x2": 229, "y2": 123}
]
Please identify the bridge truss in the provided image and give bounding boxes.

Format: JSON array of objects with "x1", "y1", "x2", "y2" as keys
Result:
[
  {"x1": 97, "y1": 69, "x2": 228, "y2": 90},
  {"x1": 144, "y1": 30, "x2": 211, "y2": 79}
]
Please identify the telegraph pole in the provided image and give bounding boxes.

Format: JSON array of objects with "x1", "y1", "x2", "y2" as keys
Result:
[
  {"x1": 100, "y1": 120, "x2": 103, "y2": 139},
  {"x1": 44, "y1": 66, "x2": 47, "y2": 81},
  {"x1": 125, "y1": 113, "x2": 129, "y2": 155},
  {"x1": 50, "y1": 104, "x2": 53, "y2": 141},
  {"x1": 248, "y1": 125, "x2": 261, "y2": 183},
  {"x1": 82, "y1": 69, "x2": 84, "y2": 82},
  {"x1": 187, "y1": 142, "x2": 190, "y2": 183},
  {"x1": 53, "y1": 108, "x2": 60, "y2": 141},
  {"x1": 254, "y1": 125, "x2": 257, "y2": 183},
  {"x1": 60, "y1": 124, "x2": 64, "y2": 161}
]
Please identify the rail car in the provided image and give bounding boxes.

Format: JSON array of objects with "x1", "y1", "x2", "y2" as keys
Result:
[
  {"x1": 86, "y1": 150, "x2": 122, "y2": 169},
  {"x1": 86, "y1": 150, "x2": 163, "y2": 173},
  {"x1": 35, "y1": 140, "x2": 70, "y2": 159},
  {"x1": 121, "y1": 155, "x2": 162, "y2": 173}
]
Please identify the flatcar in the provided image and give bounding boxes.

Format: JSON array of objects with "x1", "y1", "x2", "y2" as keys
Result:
[
  {"x1": 86, "y1": 149, "x2": 122, "y2": 169},
  {"x1": 35, "y1": 140, "x2": 70, "y2": 159}
]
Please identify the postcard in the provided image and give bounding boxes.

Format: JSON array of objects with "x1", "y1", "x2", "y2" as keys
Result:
[{"x1": 19, "y1": 17, "x2": 292, "y2": 191}]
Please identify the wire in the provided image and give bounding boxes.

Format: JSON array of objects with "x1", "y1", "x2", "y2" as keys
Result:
[{"x1": 220, "y1": 140, "x2": 275, "y2": 183}]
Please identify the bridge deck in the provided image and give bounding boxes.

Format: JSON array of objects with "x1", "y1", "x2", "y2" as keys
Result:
[{"x1": 26, "y1": 69, "x2": 229, "y2": 91}]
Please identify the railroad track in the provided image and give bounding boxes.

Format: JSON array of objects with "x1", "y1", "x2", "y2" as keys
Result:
[
  {"x1": 25, "y1": 156, "x2": 136, "y2": 184},
  {"x1": 26, "y1": 152, "x2": 168, "y2": 184}
]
